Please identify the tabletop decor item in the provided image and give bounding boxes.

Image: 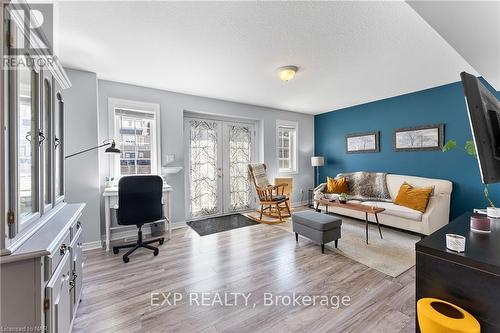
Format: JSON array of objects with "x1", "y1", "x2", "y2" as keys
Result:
[
  {"x1": 470, "y1": 213, "x2": 491, "y2": 233},
  {"x1": 446, "y1": 234, "x2": 466, "y2": 252},
  {"x1": 105, "y1": 176, "x2": 115, "y2": 188},
  {"x1": 338, "y1": 193, "x2": 348, "y2": 204},
  {"x1": 486, "y1": 207, "x2": 500, "y2": 218}
]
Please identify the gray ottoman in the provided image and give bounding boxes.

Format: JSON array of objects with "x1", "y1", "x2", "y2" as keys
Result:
[{"x1": 292, "y1": 211, "x2": 342, "y2": 253}]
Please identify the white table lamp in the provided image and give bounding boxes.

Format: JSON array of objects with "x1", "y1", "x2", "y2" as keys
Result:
[{"x1": 311, "y1": 156, "x2": 324, "y2": 187}]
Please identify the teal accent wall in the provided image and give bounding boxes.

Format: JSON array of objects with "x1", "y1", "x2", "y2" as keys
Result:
[{"x1": 314, "y1": 78, "x2": 500, "y2": 219}]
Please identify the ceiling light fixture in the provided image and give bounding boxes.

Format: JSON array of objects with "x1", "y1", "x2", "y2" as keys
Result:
[{"x1": 277, "y1": 65, "x2": 298, "y2": 82}]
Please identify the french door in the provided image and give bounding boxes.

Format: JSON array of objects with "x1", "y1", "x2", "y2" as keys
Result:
[{"x1": 185, "y1": 117, "x2": 255, "y2": 219}]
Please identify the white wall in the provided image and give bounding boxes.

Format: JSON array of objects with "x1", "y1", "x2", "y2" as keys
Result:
[
  {"x1": 63, "y1": 69, "x2": 101, "y2": 243},
  {"x1": 65, "y1": 69, "x2": 314, "y2": 243}
]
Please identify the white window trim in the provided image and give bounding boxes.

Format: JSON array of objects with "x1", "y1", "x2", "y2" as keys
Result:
[
  {"x1": 276, "y1": 120, "x2": 298, "y2": 174},
  {"x1": 108, "y1": 98, "x2": 161, "y2": 178}
]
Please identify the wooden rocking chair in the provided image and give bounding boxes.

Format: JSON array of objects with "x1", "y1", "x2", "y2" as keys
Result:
[{"x1": 248, "y1": 163, "x2": 291, "y2": 223}]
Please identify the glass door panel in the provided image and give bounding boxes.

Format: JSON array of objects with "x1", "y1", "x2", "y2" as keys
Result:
[
  {"x1": 54, "y1": 93, "x2": 64, "y2": 199},
  {"x1": 223, "y1": 123, "x2": 254, "y2": 212},
  {"x1": 43, "y1": 79, "x2": 52, "y2": 206},
  {"x1": 186, "y1": 119, "x2": 222, "y2": 218},
  {"x1": 18, "y1": 61, "x2": 37, "y2": 220}
]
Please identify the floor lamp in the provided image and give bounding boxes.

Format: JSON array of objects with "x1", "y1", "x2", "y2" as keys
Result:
[
  {"x1": 65, "y1": 139, "x2": 120, "y2": 159},
  {"x1": 311, "y1": 156, "x2": 324, "y2": 187}
]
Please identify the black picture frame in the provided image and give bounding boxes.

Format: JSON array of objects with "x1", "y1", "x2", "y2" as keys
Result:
[
  {"x1": 393, "y1": 124, "x2": 444, "y2": 152},
  {"x1": 346, "y1": 131, "x2": 380, "y2": 153}
]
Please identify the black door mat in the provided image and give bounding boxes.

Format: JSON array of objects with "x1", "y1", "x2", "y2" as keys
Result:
[{"x1": 187, "y1": 214, "x2": 259, "y2": 236}]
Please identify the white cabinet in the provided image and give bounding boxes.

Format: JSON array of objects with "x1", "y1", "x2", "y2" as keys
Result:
[
  {"x1": 1, "y1": 0, "x2": 71, "y2": 254},
  {"x1": 0, "y1": 203, "x2": 85, "y2": 333}
]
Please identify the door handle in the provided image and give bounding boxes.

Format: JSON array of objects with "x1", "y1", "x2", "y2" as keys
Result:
[{"x1": 38, "y1": 132, "x2": 46, "y2": 145}]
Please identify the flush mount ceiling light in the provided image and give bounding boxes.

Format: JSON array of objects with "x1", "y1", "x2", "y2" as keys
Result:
[{"x1": 277, "y1": 65, "x2": 298, "y2": 82}]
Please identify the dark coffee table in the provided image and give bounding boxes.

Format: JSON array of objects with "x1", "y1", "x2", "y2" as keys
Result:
[{"x1": 314, "y1": 198, "x2": 384, "y2": 244}]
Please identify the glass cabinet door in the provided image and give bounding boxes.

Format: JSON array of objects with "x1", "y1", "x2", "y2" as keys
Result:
[
  {"x1": 6, "y1": 11, "x2": 68, "y2": 240},
  {"x1": 43, "y1": 78, "x2": 52, "y2": 207},
  {"x1": 54, "y1": 92, "x2": 64, "y2": 200},
  {"x1": 17, "y1": 58, "x2": 38, "y2": 222}
]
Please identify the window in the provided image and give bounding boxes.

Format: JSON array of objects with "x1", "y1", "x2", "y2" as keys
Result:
[
  {"x1": 276, "y1": 120, "x2": 298, "y2": 173},
  {"x1": 109, "y1": 99, "x2": 161, "y2": 178}
]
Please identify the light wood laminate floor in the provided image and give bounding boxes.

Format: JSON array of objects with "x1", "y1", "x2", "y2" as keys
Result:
[{"x1": 73, "y1": 223, "x2": 416, "y2": 333}]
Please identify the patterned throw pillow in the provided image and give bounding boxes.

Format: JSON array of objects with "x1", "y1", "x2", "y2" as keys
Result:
[
  {"x1": 339, "y1": 172, "x2": 392, "y2": 202},
  {"x1": 250, "y1": 163, "x2": 270, "y2": 188}
]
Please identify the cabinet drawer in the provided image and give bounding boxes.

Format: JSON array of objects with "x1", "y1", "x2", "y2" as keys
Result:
[
  {"x1": 45, "y1": 252, "x2": 71, "y2": 333},
  {"x1": 44, "y1": 231, "x2": 71, "y2": 281}
]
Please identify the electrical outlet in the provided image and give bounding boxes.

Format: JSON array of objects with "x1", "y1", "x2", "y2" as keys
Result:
[{"x1": 164, "y1": 154, "x2": 175, "y2": 165}]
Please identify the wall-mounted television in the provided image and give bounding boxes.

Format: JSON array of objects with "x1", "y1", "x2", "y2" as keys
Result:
[{"x1": 461, "y1": 72, "x2": 500, "y2": 184}]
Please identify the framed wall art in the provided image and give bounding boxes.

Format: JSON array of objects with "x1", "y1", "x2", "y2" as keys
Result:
[
  {"x1": 346, "y1": 131, "x2": 380, "y2": 153},
  {"x1": 393, "y1": 124, "x2": 444, "y2": 152}
]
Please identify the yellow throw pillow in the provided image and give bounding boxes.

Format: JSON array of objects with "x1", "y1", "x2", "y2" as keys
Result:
[
  {"x1": 394, "y1": 182, "x2": 433, "y2": 213},
  {"x1": 326, "y1": 176, "x2": 349, "y2": 194}
]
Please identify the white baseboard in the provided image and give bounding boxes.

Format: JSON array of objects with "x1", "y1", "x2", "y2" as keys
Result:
[
  {"x1": 95, "y1": 221, "x2": 188, "y2": 245},
  {"x1": 82, "y1": 241, "x2": 103, "y2": 252},
  {"x1": 171, "y1": 221, "x2": 187, "y2": 229},
  {"x1": 291, "y1": 200, "x2": 308, "y2": 208}
]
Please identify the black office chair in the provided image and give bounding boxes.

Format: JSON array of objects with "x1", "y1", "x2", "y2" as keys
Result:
[{"x1": 112, "y1": 175, "x2": 165, "y2": 263}]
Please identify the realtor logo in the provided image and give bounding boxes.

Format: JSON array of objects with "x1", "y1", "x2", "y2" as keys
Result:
[{"x1": 5, "y1": 3, "x2": 53, "y2": 55}]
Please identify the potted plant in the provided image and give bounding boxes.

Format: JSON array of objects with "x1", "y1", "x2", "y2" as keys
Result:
[
  {"x1": 443, "y1": 140, "x2": 495, "y2": 207},
  {"x1": 105, "y1": 176, "x2": 115, "y2": 188}
]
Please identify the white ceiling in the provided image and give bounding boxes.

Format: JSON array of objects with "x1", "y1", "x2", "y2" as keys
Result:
[
  {"x1": 409, "y1": 1, "x2": 500, "y2": 91},
  {"x1": 55, "y1": 1, "x2": 479, "y2": 114}
]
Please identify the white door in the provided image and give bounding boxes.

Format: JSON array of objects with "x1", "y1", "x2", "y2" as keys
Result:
[{"x1": 185, "y1": 118, "x2": 255, "y2": 219}]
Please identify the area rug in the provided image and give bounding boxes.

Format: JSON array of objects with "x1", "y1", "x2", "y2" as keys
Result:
[
  {"x1": 187, "y1": 214, "x2": 259, "y2": 236},
  {"x1": 248, "y1": 208, "x2": 419, "y2": 277}
]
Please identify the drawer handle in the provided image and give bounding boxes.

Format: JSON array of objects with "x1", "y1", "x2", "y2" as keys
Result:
[{"x1": 60, "y1": 244, "x2": 67, "y2": 255}]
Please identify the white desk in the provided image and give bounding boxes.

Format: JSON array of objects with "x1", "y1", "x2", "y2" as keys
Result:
[{"x1": 103, "y1": 184, "x2": 173, "y2": 251}]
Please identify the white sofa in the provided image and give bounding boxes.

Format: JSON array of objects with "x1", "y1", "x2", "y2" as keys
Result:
[{"x1": 314, "y1": 174, "x2": 453, "y2": 235}]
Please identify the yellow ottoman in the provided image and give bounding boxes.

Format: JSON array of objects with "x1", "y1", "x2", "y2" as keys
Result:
[{"x1": 417, "y1": 298, "x2": 480, "y2": 333}]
